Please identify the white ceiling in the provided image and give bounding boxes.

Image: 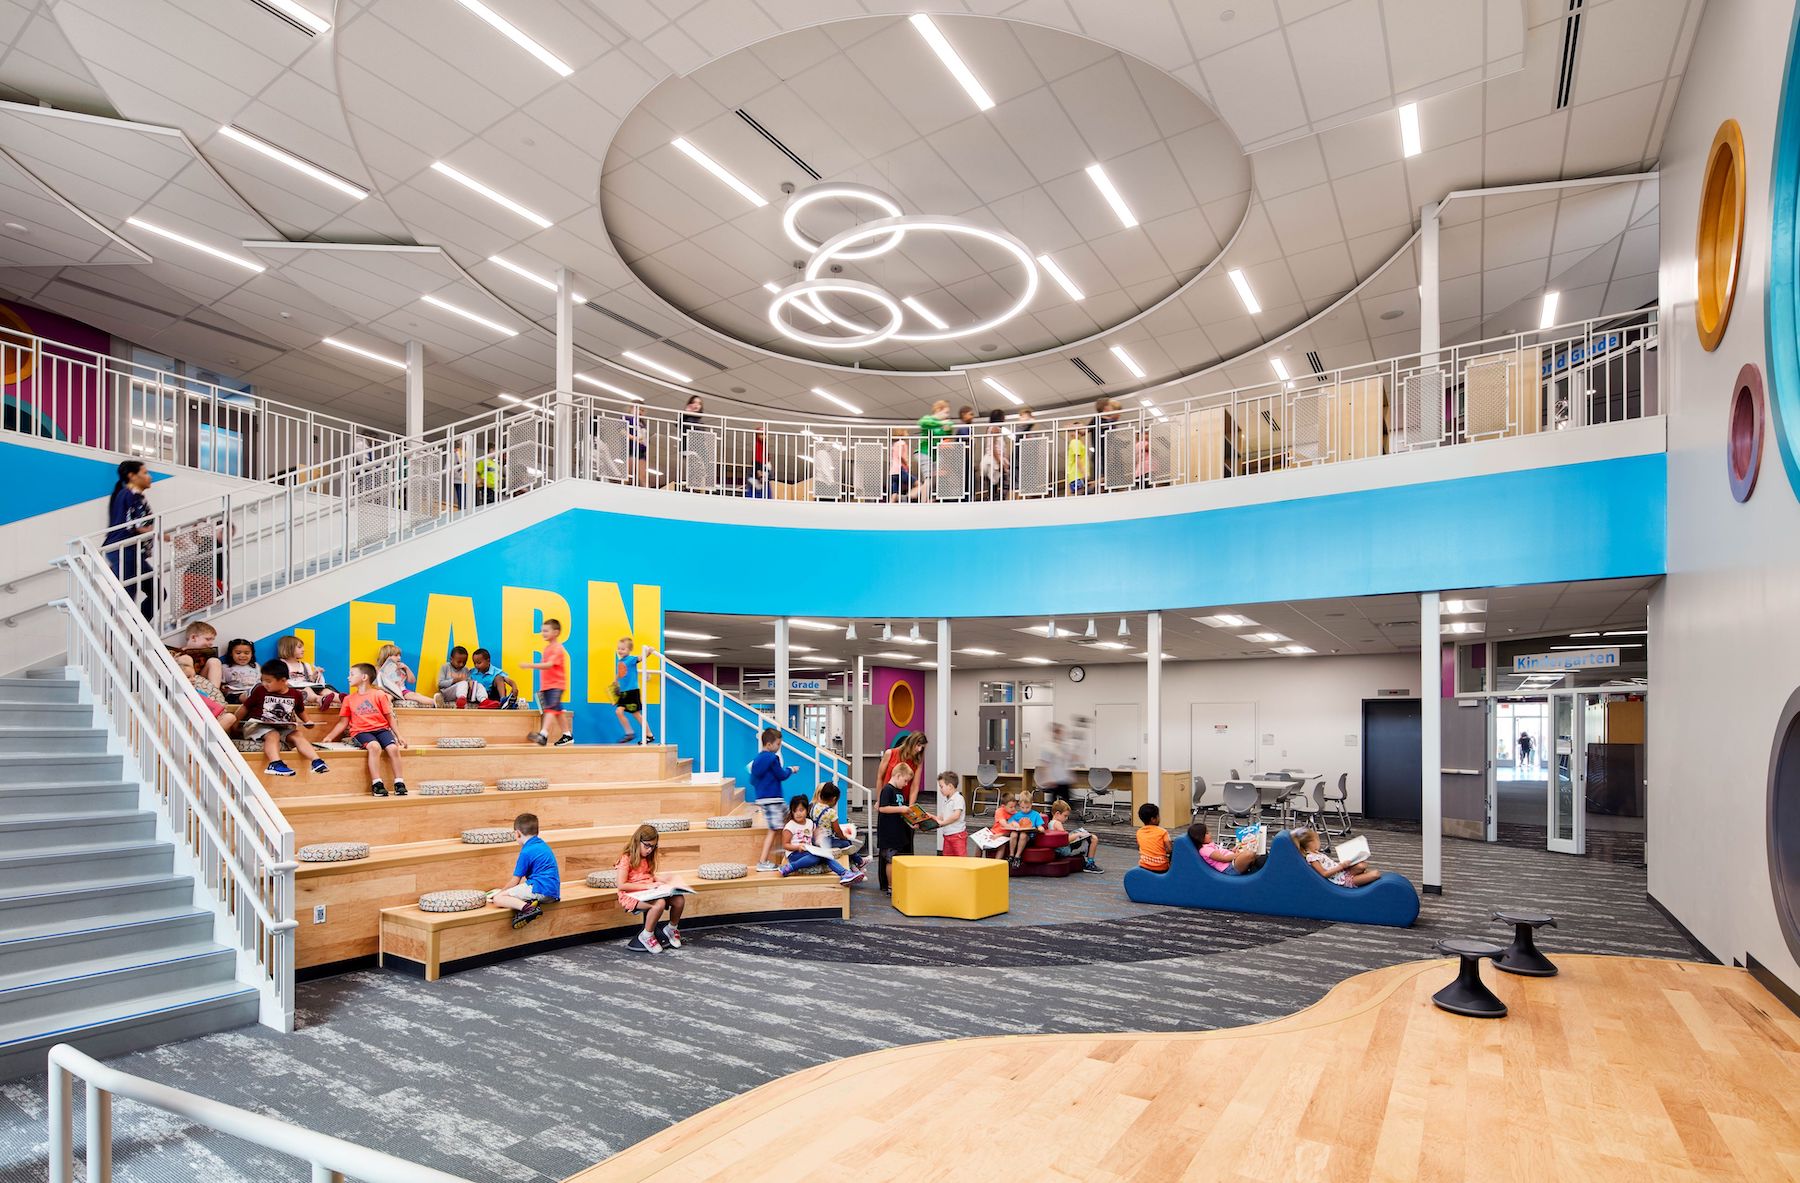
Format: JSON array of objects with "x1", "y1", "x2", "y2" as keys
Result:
[{"x1": 0, "y1": 0, "x2": 1700, "y2": 429}]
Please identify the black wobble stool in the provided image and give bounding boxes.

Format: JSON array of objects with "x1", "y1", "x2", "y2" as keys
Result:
[
  {"x1": 1492, "y1": 909, "x2": 1558, "y2": 977},
  {"x1": 1432, "y1": 938, "x2": 1508, "y2": 1018}
]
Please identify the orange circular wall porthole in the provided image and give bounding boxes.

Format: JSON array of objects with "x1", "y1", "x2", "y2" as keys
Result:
[
  {"x1": 1696, "y1": 118, "x2": 1747, "y2": 352},
  {"x1": 887, "y1": 680, "x2": 915, "y2": 730},
  {"x1": 0, "y1": 304, "x2": 33, "y2": 386}
]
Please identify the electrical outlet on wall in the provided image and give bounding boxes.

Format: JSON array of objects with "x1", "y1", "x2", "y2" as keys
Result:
[{"x1": 313, "y1": 904, "x2": 327, "y2": 924}]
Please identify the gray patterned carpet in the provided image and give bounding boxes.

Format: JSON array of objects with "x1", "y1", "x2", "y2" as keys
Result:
[{"x1": 0, "y1": 824, "x2": 1700, "y2": 1183}]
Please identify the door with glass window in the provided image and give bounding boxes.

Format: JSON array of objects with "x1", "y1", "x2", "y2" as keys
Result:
[{"x1": 1546, "y1": 692, "x2": 1586, "y2": 854}]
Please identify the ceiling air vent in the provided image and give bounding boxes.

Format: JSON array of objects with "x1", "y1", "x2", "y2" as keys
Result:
[
  {"x1": 1306, "y1": 350, "x2": 1325, "y2": 376},
  {"x1": 1259, "y1": 409, "x2": 1281, "y2": 432},
  {"x1": 1070, "y1": 357, "x2": 1105, "y2": 385},
  {"x1": 1554, "y1": 0, "x2": 1585, "y2": 111},
  {"x1": 584, "y1": 302, "x2": 660, "y2": 340},
  {"x1": 660, "y1": 339, "x2": 728, "y2": 372},
  {"x1": 736, "y1": 109, "x2": 821, "y2": 182}
]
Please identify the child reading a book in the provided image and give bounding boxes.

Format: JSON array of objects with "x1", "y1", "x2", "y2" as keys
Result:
[
  {"x1": 934, "y1": 771, "x2": 967, "y2": 858},
  {"x1": 1046, "y1": 799, "x2": 1103, "y2": 873},
  {"x1": 240, "y1": 660, "x2": 329, "y2": 778},
  {"x1": 488, "y1": 813, "x2": 559, "y2": 929},
  {"x1": 1294, "y1": 826, "x2": 1381, "y2": 887},
  {"x1": 977, "y1": 792, "x2": 1019, "y2": 859},
  {"x1": 218, "y1": 639, "x2": 261, "y2": 705},
  {"x1": 875, "y1": 762, "x2": 916, "y2": 893},
  {"x1": 616, "y1": 823, "x2": 689, "y2": 954},
  {"x1": 778, "y1": 794, "x2": 865, "y2": 885},
  {"x1": 1188, "y1": 821, "x2": 1259, "y2": 875},
  {"x1": 812, "y1": 782, "x2": 864, "y2": 870},
  {"x1": 1136, "y1": 802, "x2": 1171, "y2": 872},
  {"x1": 1002, "y1": 790, "x2": 1042, "y2": 869}
]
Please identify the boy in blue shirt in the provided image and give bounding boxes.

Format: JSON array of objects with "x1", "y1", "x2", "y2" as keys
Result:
[
  {"x1": 612, "y1": 636, "x2": 655, "y2": 743},
  {"x1": 467, "y1": 647, "x2": 517, "y2": 708},
  {"x1": 749, "y1": 725, "x2": 796, "y2": 872},
  {"x1": 489, "y1": 813, "x2": 560, "y2": 929}
]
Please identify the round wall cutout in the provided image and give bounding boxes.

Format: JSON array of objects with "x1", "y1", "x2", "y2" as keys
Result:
[
  {"x1": 1767, "y1": 688, "x2": 1800, "y2": 966},
  {"x1": 1729, "y1": 363, "x2": 1766, "y2": 502},
  {"x1": 1696, "y1": 118, "x2": 1746, "y2": 352},
  {"x1": 887, "y1": 680, "x2": 915, "y2": 730}
]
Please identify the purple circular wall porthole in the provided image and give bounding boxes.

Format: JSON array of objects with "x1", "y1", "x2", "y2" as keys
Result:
[
  {"x1": 1729, "y1": 363, "x2": 1766, "y2": 502},
  {"x1": 1768, "y1": 687, "x2": 1800, "y2": 965}
]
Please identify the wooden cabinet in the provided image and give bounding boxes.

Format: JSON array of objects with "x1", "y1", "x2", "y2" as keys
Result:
[
  {"x1": 1329, "y1": 376, "x2": 1389, "y2": 460},
  {"x1": 1462, "y1": 348, "x2": 1543, "y2": 440},
  {"x1": 1186, "y1": 406, "x2": 1241, "y2": 482}
]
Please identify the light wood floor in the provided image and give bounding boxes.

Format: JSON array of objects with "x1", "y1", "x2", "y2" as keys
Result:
[{"x1": 566, "y1": 956, "x2": 1800, "y2": 1182}]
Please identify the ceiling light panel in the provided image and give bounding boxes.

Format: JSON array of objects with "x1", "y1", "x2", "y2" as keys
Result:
[
  {"x1": 1539, "y1": 290, "x2": 1560, "y2": 329},
  {"x1": 785, "y1": 619, "x2": 839, "y2": 632},
  {"x1": 910, "y1": 14, "x2": 995, "y2": 111},
  {"x1": 671, "y1": 138, "x2": 766, "y2": 208},
  {"x1": 218, "y1": 126, "x2": 367, "y2": 200},
  {"x1": 450, "y1": 0, "x2": 573, "y2": 76},
  {"x1": 421, "y1": 293, "x2": 517, "y2": 337},
  {"x1": 1270, "y1": 357, "x2": 1290, "y2": 382},
  {"x1": 322, "y1": 337, "x2": 406, "y2": 369},
  {"x1": 812, "y1": 387, "x2": 862, "y2": 415},
  {"x1": 622, "y1": 350, "x2": 691, "y2": 383},
  {"x1": 1084, "y1": 163, "x2": 1138, "y2": 229},
  {"x1": 1227, "y1": 269, "x2": 1261, "y2": 315},
  {"x1": 1197, "y1": 614, "x2": 1258, "y2": 628},
  {"x1": 124, "y1": 217, "x2": 265, "y2": 272},
  {"x1": 1109, "y1": 344, "x2": 1146, "y2": 380},
  {"x1": 661, "y1": 629, "x2": 717, "y2": 641},
  {"x1": 982, "y1": 377, "x2": 1023, "y2": 406},
  {"x1": 430, "y1": 161, "x2": 552, "y2": 229},
  {"x1": 1036, "y1": 254, "x2": 1085, "y2": 301},
  {"x1": 664, "y1": 649, "x2": 716, "y2": 659},
  {"x1": 574, "y1": 373, "x2": 643, "y2": 401},
  {"x1": 490, "y1": 255, "x2": 585, "y2": 301},
  {"x1": 1398, "y1": 102, "x2": 1422, "y2": 157},
  {"x1": 250, "y1": 0, "x2": 329, "y2": 33}
]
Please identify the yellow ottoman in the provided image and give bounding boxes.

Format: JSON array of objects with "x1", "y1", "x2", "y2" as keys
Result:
[{"x1": 890, "y1": 856, "x2": 1009, "y2": 920}]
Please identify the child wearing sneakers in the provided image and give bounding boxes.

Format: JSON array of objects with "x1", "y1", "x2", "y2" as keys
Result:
[
  {"x1": 1046, "y1": 799, "x2": 1104, "y2": 873},
  {"x1": 777, "y1": 794, "x2": 864, "y2": 884},
  {"x1": 617, "y1": 823, "x2": 686, "y2": 953},
  {"x1": 489, "y1": 813, "x2": 559, "y2": 929},
  {"x1": 320, "y1": 663, "x2": 408, "y2": 798},
  {"x1": 812, "y1": 782, "x2": 864, "y2": 870},
  {"x1": 240, "y1": 660, "x2": 328, "y2": 778},
  {"x1": 934, "y1": 770, "x2": 967, "y2": 857},
  {"x1": 522, "y1": 618, "x2": 572, "y2": 746},
  {"x1": 749, "y1": 726, "x2": 796, "y2": 872},
  {"x1": 611, "y1": 636, "x2": 654, "y2": 743}
]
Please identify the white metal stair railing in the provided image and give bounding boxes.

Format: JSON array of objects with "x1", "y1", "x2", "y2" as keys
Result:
[
  {"x1": 48, "y1": 1044, "x2": 474, "y2": 1183},
  {"x1": 647, "y1": 649, "x2": 877, "y2": 835},
  {"x1": 0, "y1": 327, "x2": 395, "y2": 482},
  {"x1": 52, "y1": 538, "x2": 298, "y2": 1031},
  {"x1": 83, "y1": 398, "x2": 553, "y2": 637}
]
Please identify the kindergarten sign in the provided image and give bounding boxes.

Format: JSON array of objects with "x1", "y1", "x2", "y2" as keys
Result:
[{"x1": 1512, "y1": 648, "x2": 1620, "y2": 673}]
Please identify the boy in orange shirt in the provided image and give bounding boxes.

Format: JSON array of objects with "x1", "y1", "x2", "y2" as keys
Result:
[
  {"x1": 320, "y1": 663, "x2": 408, "y2": 797},
  {"x1": 1136, "y1": 802, "x2": 1172, "y2": 872},
  {"x1": 523, "y1": 617, "x2": 572, "y2": 747}
]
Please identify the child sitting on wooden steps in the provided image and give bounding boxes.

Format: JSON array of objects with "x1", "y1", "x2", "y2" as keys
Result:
[
  {"x1": 488, "y1": 813, "x2": 559, "y2": 929},
  {"x1": 617, "y1": 823, "x2": 687, "y2": 954},
  {"x1": 320, "y1": 663, "x2": 408, "y2": 798}
]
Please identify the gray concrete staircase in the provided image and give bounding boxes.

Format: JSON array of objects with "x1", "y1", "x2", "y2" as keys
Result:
[{"x1": 0, "y1": 672, "x2": 259, "y2": 1081}]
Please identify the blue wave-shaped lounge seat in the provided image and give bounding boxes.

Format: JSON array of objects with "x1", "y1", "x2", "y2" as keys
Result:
[{"x1": 1124, "y1": 830, "x2": 1420, "y2": 927}]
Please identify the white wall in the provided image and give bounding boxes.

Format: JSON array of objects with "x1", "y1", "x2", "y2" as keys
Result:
[
  {"x1": 1650, "y1": 0, "x2": 1800, "y2": 984},
  {"x1": 941, "y1": 653, "x2": 1417, "y2": 812}
]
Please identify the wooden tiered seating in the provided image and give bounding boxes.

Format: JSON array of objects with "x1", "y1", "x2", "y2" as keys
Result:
[
  {"x1": 281, "y1": 711, "x2": 849, "y2": 975},
  {"x1": 378, "y1": 706, "x2": 545, "y2": 744},
  {"x1": 381, "y1": 874, "x2": 848, "y2": 980}
]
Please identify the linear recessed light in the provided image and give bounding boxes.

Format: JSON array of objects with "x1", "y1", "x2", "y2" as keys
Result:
[
  {"x1": 982, "y1": 376, "x2": 1023, "y2": 406},
  {"x1": 1084, "y1": 163, "x2": 1138, "y2": 229},
  {"x1": 958, "y1": 647, "x2": 1003, "y2": 657},
  {"x1": 1398, "y1": 102, "x2": 1422, "y2": 157},
  {"x1": 1240, "y1": 632, "x2": 1288, "y2": 643},
  {"x1": 661, "y1": 629, "x2": 718, "y2": 641},
  {"x1": 1569, "y1": 631, "x2": 1600, "y2": 638},
  {"x1": 1441, "y1": 622, "x2": 1483, "y2": 635},
  {"x1": 902, "y1": 295, "x2": 949, "y2": 330},
  {"x1": 757, "y1": 642, "x2": 815, "y2": 652},
  {"x1": 250, "y1": 0, "x2": 329, "y2": 34},
  {"x1": 429, "y1": 161, "x2": 552, "y2": 229},
  {"x1": 786, "y1": 618, "x2": 839, "y2": 632},
  {"x1": 1551, "y1": 643, "x2": 1643, "y2": 650},
  {"x1": 1198, "y1": 614, "x2": 1258, "y2": 628},
  {"x1": 124, "y1": 217, "x2": 264, "y2": 273},
  {"x1": 873, "y1": 651, "x2": 918, "y2": 661},
  {"x1": 1091, "y1": 641, "x2": 1130, "y2": 650},
  {"x1": 1539, "y1": 290, "x2": 1560, "y2": 329},
  {"x1": 765, "y1": 280, "x2": 829, "y2": 325},
  {"x1": 1109, "y1": 344, "x2": 1146, "y2": 380},
  {"x1": 574, "y1": 373, "x2": 643, "y2": 402},
  {"x1": 218, "y1": 126, "x2": 366, "y2": 199},
  {"x1": 671, "y1": 137, "x2": 766, "y2": 208},
  {"x1": 421, "y1": 293, "x2": 517, "y2": 337},
  {"x1": 489, "y1": 256, "x2": 586, "y2": 301},
  {"x1": 322, "y1": 337, "x2": 406, "y2": 369},
  {"x1": 1604, "y1": 629, "x2": 1648, "y2": 636},
  {"x1": 450, "y1": 0, "x2": 573, "y2": 76},
  {"x1": 1276, "y1": 645, "x2": 1315, "y2": 655},
  {"x1": 1270, "y1": 357, "x2": 1290, "y2": 382},
  {"x1": 1227, "y1": 269, "x2": 1261, "y2": 315},
  {"x1": 1016, "y1": 656, "x2": 1055, "y2": 665},
  {"x1": 812, "y1": 387, "x2": 863, "y2": 415},
  {"x1": 909, "y1": 14, "x2": 994, "y2": 111},
  {"x1": 622, "y1": 350, "x2": 691, "y2": 383},
  {"x1": 663, "y1": 649, "x2": 716, "y2": 659},
  {"x1": 1036, "y1": 253, "x2": 1085, "y2": 301}
]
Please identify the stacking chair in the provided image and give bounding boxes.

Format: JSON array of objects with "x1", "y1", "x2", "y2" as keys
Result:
[
  {"x1": 1229, "y1": 768, "x2": 1242, "y2": 781},
  {"x1": 1188, "y1": 775, "x2": 1213, "y2": 824},
  {"x1": 1084, "y1": 767, "x2": 1122, "y2": 824},
  {"x1": 974, "y1": 764, "x2": 1001, "y2": 814},
  {"x1": 1220, "y1": 781, "x2": 1261, "y2": 834},
  {"x1": 1283, "y1": 778, "x2": 1325, "y2": 833},
  {"x1": 1321, "y1": 773, "x2": 1353, "y2": 836}
]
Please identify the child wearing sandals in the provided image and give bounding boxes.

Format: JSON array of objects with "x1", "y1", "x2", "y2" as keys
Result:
[
  {"x1": 1295, "y1": 826, "x2": 1382, "y2": 887},
  {"x1": 618, "y1": 823, "x2": 686, "y2": 954},
  {"x1": 777, "y1": 794, "x2": 865, "y2": 885}
]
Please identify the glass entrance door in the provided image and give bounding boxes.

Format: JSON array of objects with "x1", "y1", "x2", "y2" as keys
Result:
[{"x1": 1547, "y1": 692, "x2": 1585, "y2": 854}]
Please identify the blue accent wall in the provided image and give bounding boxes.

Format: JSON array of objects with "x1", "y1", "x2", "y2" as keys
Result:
[{"x1": 0, "y1": 440, "x2": 172, "y2": 527}]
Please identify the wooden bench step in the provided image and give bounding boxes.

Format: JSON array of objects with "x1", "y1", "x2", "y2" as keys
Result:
[
  {"x1": 379, "y1": 876, "x2": 850, "y2": 981},
  {"x1": 252, "y1": 744, "x2": 684, "y2": 797}
]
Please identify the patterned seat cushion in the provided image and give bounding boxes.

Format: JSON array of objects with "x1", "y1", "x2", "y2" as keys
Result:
[
  {"x1": 436, "y1": 736, "x2": 487, "y2": 749},
  {"x1": 461, "y1": 827, "x2": 515, "y2": 844},
  {"x1": 419, "y1": 780, "x2": 484, "y2": 797},
  {"x1": 646, "y1": 817, "x2": 689, "y2": 832},
  {"x1": 705, "y1": 815, "x2": 751, "y2": 829},
  {"x1": 698, "y1": 862, "x2": 747, "y2": 881},
  {"x1": 585, "y1": 870, "x2": 618, "y2": 889},
  {"x1": 297, "y1": 842, "x2": 369, "y2": 863},
  {"x1": 418, "y1": 889, "x2": 487, "y2": 913},
  {"x1": 792, "y1": 864, "x2": 828, "y2": 875},
  {"x1": 496, "y1": 777, "x2": 549, "y2": 793}
]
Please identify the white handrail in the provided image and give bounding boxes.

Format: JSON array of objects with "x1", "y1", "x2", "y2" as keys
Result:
[
  {"x1": 53, "y1": 538, "x2": 297, "y2": 1030},
  {"x1": 47, "y1": 1044, "x2": 474, "y2": 1183}
]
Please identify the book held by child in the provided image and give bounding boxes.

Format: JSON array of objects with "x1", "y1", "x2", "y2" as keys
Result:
[
  {"x1": 1332, "y1": 835, "x2": 1371, "y2": 867},
  {"x1": 1234, "y1": 823, "x2": 1268, "y2": 856}
]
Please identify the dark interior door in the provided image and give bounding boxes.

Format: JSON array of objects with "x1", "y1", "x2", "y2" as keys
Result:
[{"x1": 1362, "y1": 698, "x2": 1422, "y2": 821}]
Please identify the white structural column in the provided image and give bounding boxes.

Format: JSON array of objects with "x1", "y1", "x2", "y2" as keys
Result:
[
  {"x1": 554, "y1": 267, "x2": 574, "y2": 482},
  {"x1": 852, "y1": 654, "x2": 865, "y2": 789},
  {"x1": 404, "y1": 340, "x2": 424, "y2": 438},
  {"x1": 936, "y1": 619, "x2": 951, "y2": 785},
  {"x1": 1419, "y1": 201, "x2": 1440, "y2": 358},
  {"x1": 774, "y1": 617, "x2": 790, "y2": 730},
  {"x1": 1146, "y1": 612, "x2": 1163, "y2": 812},
  {"x1": 1419, "y1": 592, "x2": 1443, "y2": 893}
]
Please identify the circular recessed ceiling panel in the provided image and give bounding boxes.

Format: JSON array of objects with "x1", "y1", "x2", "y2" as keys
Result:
[{"x1": 600, "y1": 14, "x2": 1250, "y2": 373}]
